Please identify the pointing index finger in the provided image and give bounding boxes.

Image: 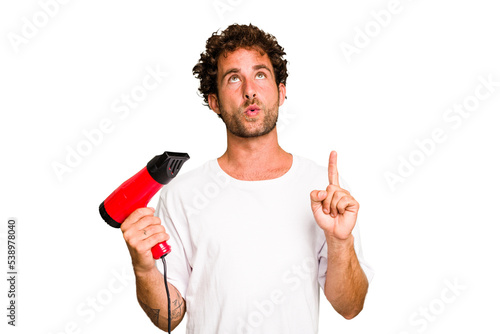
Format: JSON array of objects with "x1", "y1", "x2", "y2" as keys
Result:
[{"x1": 328, "y1": 151, "x2": 339, "y2": 186}]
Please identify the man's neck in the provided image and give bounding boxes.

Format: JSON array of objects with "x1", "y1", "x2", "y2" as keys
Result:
[{"x1": 217, "y1": 128, "x2": 292, "y2": 181}]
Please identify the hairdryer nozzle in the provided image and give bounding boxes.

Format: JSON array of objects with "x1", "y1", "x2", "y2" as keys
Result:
[{"x1": 147, "y1": 151, "x2": 190, "y2": 184}]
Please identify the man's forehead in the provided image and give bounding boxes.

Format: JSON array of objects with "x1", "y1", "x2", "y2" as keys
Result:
[{"x1": 218, "y1": 47, "x2": 272, "y2": 69}]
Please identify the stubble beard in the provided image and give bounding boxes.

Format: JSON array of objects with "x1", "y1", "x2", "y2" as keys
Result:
[{"x1": 218, "y1": 97, "x2": 280, "y2": 138}]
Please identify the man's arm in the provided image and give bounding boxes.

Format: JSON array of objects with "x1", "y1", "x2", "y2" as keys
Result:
[
  {"x1": 310, "y1": 151, "x2": 369, "y2": 319},
  {"x1": 323, "y1": 234, "x2": 368, "y2": 319},
  {"x1": 135, "y1": 267, "x2": 186, "y2": 330},
  {"x1": 121, "y1": 207, "x2": 186, "y2": 331}
]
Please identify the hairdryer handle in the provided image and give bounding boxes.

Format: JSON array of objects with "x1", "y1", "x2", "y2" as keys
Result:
[{"x1": 152, "y1": 241, "x2": 171, "y2": 259}]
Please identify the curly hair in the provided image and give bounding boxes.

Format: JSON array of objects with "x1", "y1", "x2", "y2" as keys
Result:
[{"x1": 192, "y1": 23, "x2": 288, "y2": 108}]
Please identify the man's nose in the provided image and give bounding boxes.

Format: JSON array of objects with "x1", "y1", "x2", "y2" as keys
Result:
[{"x1": 243, "y1": 80, "x2": 257, "y2": 100}]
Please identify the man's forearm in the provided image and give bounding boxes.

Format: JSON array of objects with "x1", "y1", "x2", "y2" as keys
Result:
[
  {"x1": 323, "y1": 234, "x2": 368, "y2": 319},
  {"x1": 135, "y1": 268, "x2": 186, "y2": 331}
]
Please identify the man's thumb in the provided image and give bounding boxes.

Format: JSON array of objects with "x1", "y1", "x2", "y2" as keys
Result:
[{"x1": 310, "y1": 190, "x2": 327, "y2": 205}]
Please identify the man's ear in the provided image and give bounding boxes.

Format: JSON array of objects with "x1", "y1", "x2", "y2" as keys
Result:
[
  {"x1": 278, "y1": 83, "x2": 286, "y2": 107},
  {"x1": 208, "y1": 93, "x2": 220, "y2": 115}
]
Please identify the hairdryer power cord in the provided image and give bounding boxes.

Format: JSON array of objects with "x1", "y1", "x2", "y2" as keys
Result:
[{"x1": 160, "y1": 256, "x2": 172, "y2": 333}]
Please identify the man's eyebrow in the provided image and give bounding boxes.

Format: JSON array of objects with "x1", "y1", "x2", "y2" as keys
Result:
[
  {"x1": 253, "y1": 64, "x2": 272, "y2": 73},
  {"x1": 221, "y1": 68, "x2": 240, "y2": 80}
]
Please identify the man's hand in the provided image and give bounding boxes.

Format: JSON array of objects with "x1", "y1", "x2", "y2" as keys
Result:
[
  {"x1": 121, "y1": 208, "x2": 186, "y2": 329},
  {"x1": 120, "y1": 207, "x2": 170, "y2": 274},
  {"x1": 310, "y1": 151, "x2": 359, "y2": 240}
]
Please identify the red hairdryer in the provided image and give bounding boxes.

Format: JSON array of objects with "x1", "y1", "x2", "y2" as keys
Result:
[{"x1": 99, "y1": 151, "x2": 190, "y2": 259}]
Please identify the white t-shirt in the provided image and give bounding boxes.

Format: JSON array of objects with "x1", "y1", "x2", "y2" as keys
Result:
[{"x1": 155, "y1": 154, "x2": 373, "y2": 334}]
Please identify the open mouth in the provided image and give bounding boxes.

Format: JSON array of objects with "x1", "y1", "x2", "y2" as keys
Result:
[{"x1": 245, "y1": 104, "x2": 261, "y2": 116}]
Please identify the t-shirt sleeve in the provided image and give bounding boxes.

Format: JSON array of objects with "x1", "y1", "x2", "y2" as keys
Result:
[
  {"x1": 317, "y1": 177, "x2": 374, "y2": 290},
  {"x1": 155, "y1": 188, "x2": 192, "y2": 300}
]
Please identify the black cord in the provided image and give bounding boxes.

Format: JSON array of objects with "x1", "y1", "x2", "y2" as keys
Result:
[{"x1": 160, "y1": 255, "x2": 172, "y2": 333}]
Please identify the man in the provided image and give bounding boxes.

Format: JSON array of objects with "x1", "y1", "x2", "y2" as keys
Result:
[{"x1": 121, "y1": 24, "x2": 373, "y2": 333}]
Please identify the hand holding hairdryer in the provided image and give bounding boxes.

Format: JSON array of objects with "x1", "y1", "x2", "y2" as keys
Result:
[{"x1": 99, "y1": 151, "x2": 189, "y2": 259}]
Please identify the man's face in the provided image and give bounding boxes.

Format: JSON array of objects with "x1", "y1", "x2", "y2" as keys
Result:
[{"x1": 208, "y1": 47, "x2": 286, "y2": 138}]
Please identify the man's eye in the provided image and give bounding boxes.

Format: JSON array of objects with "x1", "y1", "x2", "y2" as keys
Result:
[
  {"x1": 256, "y1": 72, "x2": 266, "y2": 79},
  {"x1": 229, "y1": 75, "x2": 240, "y2": 82}
]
